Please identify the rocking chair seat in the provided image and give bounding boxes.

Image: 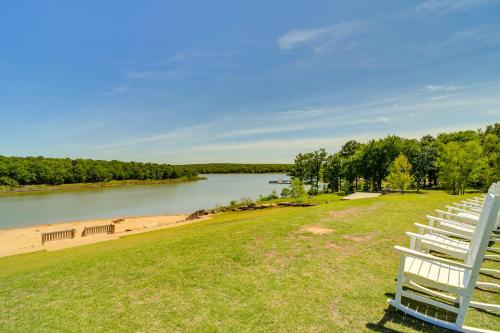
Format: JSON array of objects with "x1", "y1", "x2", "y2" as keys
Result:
[{"x1": 404, "y1": 255, "x2": 466, "y2": 291}]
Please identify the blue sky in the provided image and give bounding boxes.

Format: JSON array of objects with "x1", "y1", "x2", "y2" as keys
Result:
[{"x1": 1, "y1": 0, "x2": 499, "y2": 163}]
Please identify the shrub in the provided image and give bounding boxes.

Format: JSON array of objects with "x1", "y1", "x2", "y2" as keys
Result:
[
  {"x1": 0, "y1": 176, "x2": 19, "y2": 187},
  {"x1": 259, "y1": 190, "x2": 279, "y2": 201},
  {"x1": 280, "y1": 188, "x2": 291, "y2": 198}
]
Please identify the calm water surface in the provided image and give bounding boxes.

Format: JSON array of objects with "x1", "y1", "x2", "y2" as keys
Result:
[{"x1": 0, "y1": 174, "x2": 288, "y2": 228}]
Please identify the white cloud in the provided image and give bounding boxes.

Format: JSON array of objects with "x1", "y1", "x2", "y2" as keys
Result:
[
  {"x1": 429, "y1": 94, "x2": 450, "y2": 101},
  {"x1": 416, "y1": 0, "x2": 493, "y2": 13},
  {"x1": 126, "y1": 70, "x2": 160, "y2": 79},
  {"x1": 125, "y1": 70, "x2": 175, "y2": 80},
  {"x1": 423, "y1": 84, "x2": 461, "y2": 92},
  {"x1": 87, "y1": 80, "x2": 500, "y2": 163},
  {"x1": 277, "y1": 20, "x2": 367, "y2": 52},
  {"x1": 100, "y1": 85, "x2": 128, "y2": 96},
  {"x1": 190, "y1": 137, "x2": 363, "y2": 153},
  {"x1": 445, "y1": 26, "x2": 500, "y2": 47}
]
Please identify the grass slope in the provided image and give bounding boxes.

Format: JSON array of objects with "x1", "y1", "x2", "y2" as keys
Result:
[{"x1": 0, "y1": 192, "x2": 498, "y2": 332}]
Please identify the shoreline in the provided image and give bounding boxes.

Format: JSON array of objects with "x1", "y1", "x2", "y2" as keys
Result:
[
  {"x1": 0, "y1": 212, "x2": 191, "y2": 231},
  {"x1": 0, "y1": 213, "x2": 211, "y2": 258},
  {"x1": 0, "y1": 176, "x2": 206, "y2": 196}
]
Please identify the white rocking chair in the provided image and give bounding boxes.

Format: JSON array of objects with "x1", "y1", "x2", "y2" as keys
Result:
[{"x1": 388, "y1": 186, "x2": 500, "y2": 332}]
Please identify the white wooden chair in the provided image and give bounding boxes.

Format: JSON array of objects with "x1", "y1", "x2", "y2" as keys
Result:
[
  {"x1": 418, "y1": 185, "x2": 500, "y2": 259},
  {"x1": 407, "y1": 223, "x2": 500, "y2": 269},
  {"x1": 426, "y1": 184, "x2": 500, "y2": 242},
  {"x1": 407, "y1": 196, "x2": 500, "y2": 278},
  {"x1": 388, "y1": 186, "x2": 500, "y2": 332},
  {"x1": 434, "y1": 184, "x2": 500, "y2": 234},
  {"x1": 436, "y1": 183, "x2": 499, "y2": 224},
  {"x1": 426, "y1": 212, "x2": 500, "y2": 243},
  {"x1": 452, "y1": 204, "x2": 482, "y2": 215}
]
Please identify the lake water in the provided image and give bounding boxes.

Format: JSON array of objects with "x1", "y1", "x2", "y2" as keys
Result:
[{"x1": 0, "y1": 174, "x2": 288, "y2": 228}]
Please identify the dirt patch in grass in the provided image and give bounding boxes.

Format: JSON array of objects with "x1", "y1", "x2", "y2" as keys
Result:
[
  {"x1": 325, "y1": 241, "x2": 343, "y2": 249},
  {"x1": 301, "y1": 226, "x2": 334, "y2": 235},
  {"x1": 325, "y1": 203, "x2": 381, "y2": 221},
  {"x1": 264, "y1": 250, "x2": 292, "y2": 273},
  {"x1": 342, "y1": 234, "x2": 373, "y2": 243},
  {"x1": 324, "y1": 241, "x2": 356, "y2": 256}
]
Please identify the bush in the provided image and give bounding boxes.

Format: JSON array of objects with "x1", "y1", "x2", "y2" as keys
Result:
[
  {"x1": 280, "y1": 188, "x2": 291, "y2": 198},
  {"x1": 280, "y1": 179, "x2": 306, "y2": 198},
  {"x1": 239, "y1": 196, "x2": 253, "y2": 205},
  {"x1": 259, "y1": 190, "x2": 279, "y2": 201},
  {"x1": 290, "y1": 178, "x2": 306, "y2": 198},
  {"x1": 0, "y1": 176, "x2": 19, "y2": 187}
]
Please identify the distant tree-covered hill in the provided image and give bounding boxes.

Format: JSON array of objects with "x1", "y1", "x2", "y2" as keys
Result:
[
  {"x1": 0, "y1": 156, "x2": 197, "y2": 187},
  {"x1": 178, "y1": 163, "x2": 293, "y2": 174}
]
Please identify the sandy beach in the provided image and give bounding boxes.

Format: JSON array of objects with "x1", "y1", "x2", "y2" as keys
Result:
[{"x1": 0, "y1": 214, "x2": 210, "y2": 258}]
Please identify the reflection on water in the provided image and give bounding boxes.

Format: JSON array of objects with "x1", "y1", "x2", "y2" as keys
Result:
[{"x1": 0, "y1": 174, "x2": 287, "y2": 228}]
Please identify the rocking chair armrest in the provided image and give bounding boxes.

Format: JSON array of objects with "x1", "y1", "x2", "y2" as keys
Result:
[
  {"x1": 426, "y1": 215, "x2": 474, "y2": 230},
  {"x1": 445, "y1": 206, "x2": 478, "y2": 215},
  {"x1": 393, "y1": 246, "x2": 472, "y2": 270},
  {"x1": 414, "y1": 223, "x2": 472, "y2": 240},
  {"x1": 435, "y1": 210, "x2": 477, "y2": 224},
  {"x1": 405, "y1": 232, "x2": 469, "y2": 251}
]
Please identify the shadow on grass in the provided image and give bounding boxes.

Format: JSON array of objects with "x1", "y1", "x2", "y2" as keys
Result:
[
  {"x1": 366, "y1": 307, "x2": 459, "y2": 333},
  {"x1": 366, "y1": 293, "x2": 456, "y2": 333},
  {"x1": 479, "y1": 271, "x2": 500, "y2": 280},
  {"x1": 385, "y1": 190, "x2": 430, "y2": 196}
]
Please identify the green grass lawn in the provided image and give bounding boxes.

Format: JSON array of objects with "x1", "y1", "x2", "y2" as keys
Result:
[{"x1": 0, "y1": 191, "x2": 498, "y2": 332}]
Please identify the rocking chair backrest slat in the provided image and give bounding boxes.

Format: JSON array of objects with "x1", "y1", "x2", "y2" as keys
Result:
[
  {"x1": 464, "y1": 185, "x2": 500, "y2": 272},
  {"x1": 458, "y1": 184, "x2": 496, "y2": 251}
]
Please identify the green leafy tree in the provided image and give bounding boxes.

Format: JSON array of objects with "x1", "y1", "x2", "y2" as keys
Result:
[
  {"x1": 360, "y1": 136, "x2": 402, "y2": 191},
  {"x1": 419, "y1": 135, "x2": 439, "y2": 189},
  {"x1": 387, "y1": 154, "x2": 412, "y2": 195},
  {"x1": 481, "y1": 133, "x2": 500, "y2": 189},
  {"x1": 0, "y1": 155, "x2": 198, "y2": 186},
  {"x1": 290, "y1": 178, "x2": 306, "y2": 198},
  {"x1": 290, "y1": 148, "x2": 327, "y2": 193},
  {"x1": 339, "y1": 140, "x2": 362, "y2": 192},
  {"x1": 0, "y1": 176, "x2": 19, "y2": 187},
  {"x1": 484, "y1": 123, "x2": 500, "y2": 137},
  {"x1": 438, "y1": 141, "x2": 484, "y2": 194},
  {"x1": 323, "y1": 153, "x2": 343, "y2": 192}
]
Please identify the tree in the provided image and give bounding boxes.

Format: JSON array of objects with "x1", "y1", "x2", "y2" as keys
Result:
[
  {"x1": 484, "y1": 123, "x2": 500, "y2": 138},
  {"x1": 341, "y1": 155, "x2": 359, "y2": 193},
  {"x1": 360, "y1": 136, "x2": 402, "y2": 191},
  {"x1": 339, "y1": 140, "x2": 361, "y2": 159},
  {"x1": 437, "y1": 141, "x2": 484, "y2": 195},
  {"x1": 290, "y1": 178, "x2": 306, "y2": 198},
  {"x1": 339, "y1": 140, "x2": 362, "y2": 192},
  {"x1": 323, "y1": 153, "x2": 342, "y2": 192},
  {"x1": 437, "y1": 142, "x2": 460, "y2": 194},
  {"x1": 387, "y1": 154, "x2": 412, "y2": 195},
  {"x1": 290, "y1": 149, "x2": 327, "y2": 193},
  {"x1": 420, "y1": 135, "x2": 438, "y2": 189},
  {"x1": 323, "y1": 153, "x2": 343, "y2": 192},
  {"x1": 0, "y1": 156, "x2": 198, "y2": 186},
  {"x1": 0, "y1": 176, "x2": 19, "y2": 187},
  {"x1": 481, "y1": 133, "x2": 500, "y2": 189},
  {"x1": 401, "y1": 139, "x2": 420, "y2": 190}
]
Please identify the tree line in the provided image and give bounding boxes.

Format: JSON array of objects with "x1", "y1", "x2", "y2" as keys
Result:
[
  {"x1": 289, "y1": 123, "x2": 500, "y2": 195},
  {"x1": 0, "y1": 156, "x2": 198, "y2": 187},
  {"x1": 178, "y1": 163, "x2": 293, "y2": 174}
]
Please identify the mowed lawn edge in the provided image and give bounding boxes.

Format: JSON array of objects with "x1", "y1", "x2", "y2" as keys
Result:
[{"x1": 0, "y1": 191, "x2": 498, "y2": 332}]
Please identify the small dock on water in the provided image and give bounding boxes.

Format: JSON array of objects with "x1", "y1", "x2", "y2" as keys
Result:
[{"x1": 268, "y1": 179, "x2": 291, "y2": 184}]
